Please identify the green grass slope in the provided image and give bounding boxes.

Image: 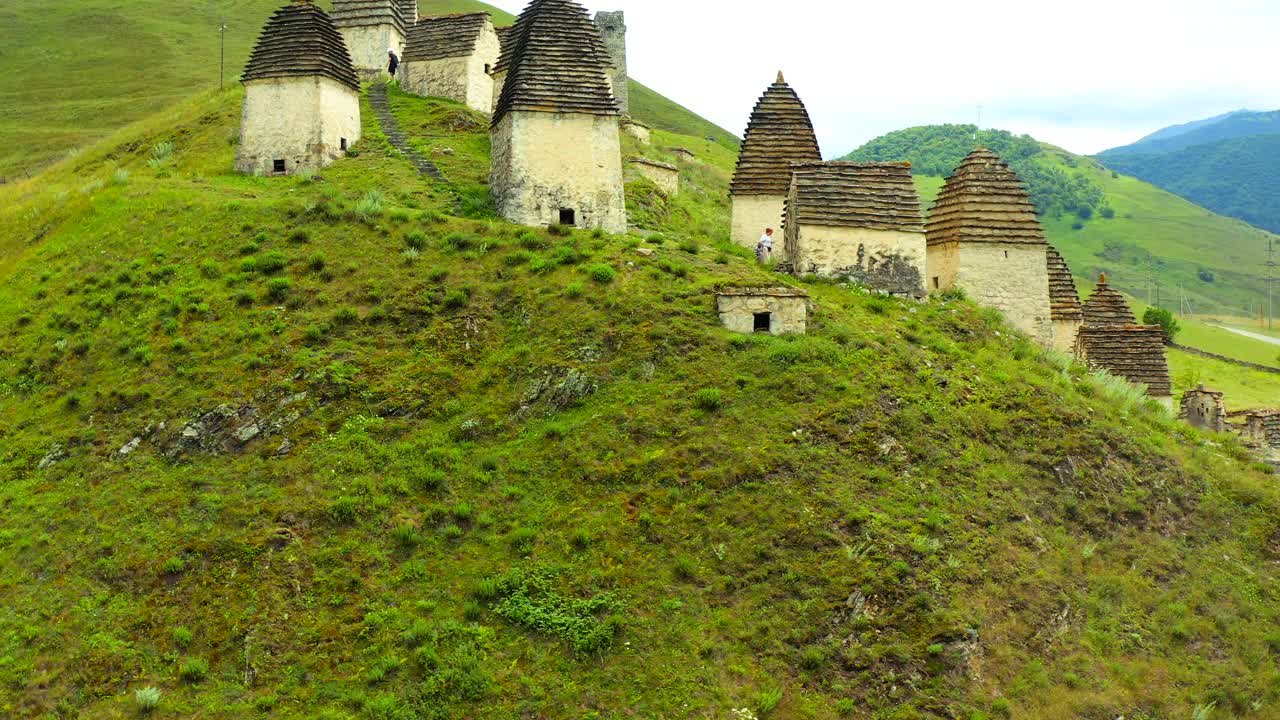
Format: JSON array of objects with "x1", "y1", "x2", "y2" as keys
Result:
[
  {"x1": 0, "y1": 0, "x2": 733, "y2": 179},
  {"x1": 1, "y1": 87, "x2": 1279, "y2": 720}
]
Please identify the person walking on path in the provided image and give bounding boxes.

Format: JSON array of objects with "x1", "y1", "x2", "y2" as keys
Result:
[
  {"x1": 387, "y1": 49, "x2": 400, "y2": 79},
  {"x1": 755, "y1": 228, "x2": 774, "y2": 263}
]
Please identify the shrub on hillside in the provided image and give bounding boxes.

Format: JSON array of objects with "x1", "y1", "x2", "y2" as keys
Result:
[
  {"x1": 1142, "y1": 307, "x2": 1180, "y2": 344},
  {"x1": 587, "y1": 264, "x2": 616, "y2": 283}
]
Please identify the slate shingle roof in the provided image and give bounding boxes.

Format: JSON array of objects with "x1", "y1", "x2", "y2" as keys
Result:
[
  {"x1": 1047, "y1": 245, "x2": 1083, "y2": 322},
  {"x1": 242, "y1": 1, "x2": 360, "y2": 92},
  {"x1": 404, "y1": 13, "x2": 490, "y2": 62},
  {"x1": 492, "y1": 0, "x2": 619, "y2": 123},
  {"x1": 1082, "y1": 276, "x2": 1136, "y2": 326},
  {"x1": 926, "y1": 148, "x2": 1045, "y2": 247},
  {"x1": 784, "y1": 162, "x2": 923, "y2": 232},
  {"x1": 398, "y1": 0, "x2": 417, "y2": 24},
  {"x1": 331, "y1": 0, "x2": 407, "y2": 37},
  {"x1": 1076, "y1": 325, "x2": 1172, "y2": 397},
  {"x1": 729, "y1": 73, "x2": 822, "y2": 197}
]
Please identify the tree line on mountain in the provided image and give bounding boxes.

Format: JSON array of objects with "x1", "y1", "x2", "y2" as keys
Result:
[{"x1": 843, "y1": 124, "x2": 1109, "y2": 220}]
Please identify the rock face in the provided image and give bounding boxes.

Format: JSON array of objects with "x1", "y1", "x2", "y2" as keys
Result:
[
  {"x1": 783, "y1": 162, "x2": 926, "y2": 297},
  {"x1": 401, "y1": 13, "x2": 500, "y2": 113},
  {"x1": 715, "y1": 287, "x2": 809, "y2": 335},
  {"x1": 1047, "y1": 245, "x2": 1083, "y2": 353},
  {"x1": 1076, "y1": 277, "x2": 1173, "y2": 403},
  {"x1": 237, "y1": 2, "x2": 362, "y2": 176},
  {"x1": 489, "y1": 0, "x2": 625, "y2": 233},
  {"x1": 331, "y1": 0, "x2": 408, "y2": 79},
  {"x1": 729, "y1": 72, "x2": 822, "y2": 249},
  {"x1": 627, "y1": 157, "x2": 678, "y2": 196},
  {"x1": 926, "y1": 148, "x2": 1053, "y2": 347},
  {"x1": 593, "y1": 11, "x2": 629, "y2": 115}
]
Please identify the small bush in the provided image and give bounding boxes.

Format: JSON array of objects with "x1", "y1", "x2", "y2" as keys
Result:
[
  {"x1": 257, "y1": 251, "x2": 288, "y2": 274},
  {"x1": 333, "y1": 306, "x2": 359, "y2": 326},
  {"x1": 442, "y1": 288, "x2": 469, "y2": 310},
  {"x1": 266, "y1": 278, "x2": 292, "y2": 302},
  {"x1": 587, "y1": 264, "x2": 616, "y2": 284},
  {"x1": 548, "y1": 223, "x2": 572, "y2": 237},
  {"x1": 391, "y1": 524, "x2": 420, "y2": 549},
  {"x1": 288, "y1": 229, "x2": 310, "y2": 244},
  {"x1": 410, "y1": 469, "x2": 445, "y2": 493},
  {"x1": 678, "y1": 239, "x2": 700, "y2": 254},
  {"x1": 693, "y1": 388, "x2": 723, "y2": 411},
  {"x1": 134, "y1": 686, "x2": 162, "y2": 712},
  {"x1": 308, "y1": 253, "x2": 327, "y2": 272},
  {"x1": 564, "y1": 281, "x2": 585, "y2": 299},
  {"x1": 405, "y1": 229, "x2": 427, "y2": 250},
  {"x1": 160, "y1": 556, "x2": 186, "y2": 575},
  {"x1": 508, "y1": 526, "x2": 538, "y2": 554},
  {"x1": 356, "y1": 190, "x2": 384, "y2": 218},
  {"x1": 172, "y1": 626, "x2": 193, "y2": 648},
  {"x1": 443, "y1": 232, "x2": 475, "y2": 251},
  {"x1": 755, "y1": 686, "x2": 784, "y2": 715},
  {"x1": 178, "y1": 656, "x2": 209, "y2": 683},
  {"x1": 441, "y1": 524, "x2": 464, "y2": 540},
  {"x1": 672, "y1": 555, "x2": 696, "y2": 581},
  {"x1": 1142, "y1": 306, "x2": 1180, "y2": 344}
]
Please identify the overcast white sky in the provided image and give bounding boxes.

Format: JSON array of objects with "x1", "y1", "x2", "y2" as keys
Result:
[{"x1": 486, "y1": 0, "x2": 1280, "y2": 156}]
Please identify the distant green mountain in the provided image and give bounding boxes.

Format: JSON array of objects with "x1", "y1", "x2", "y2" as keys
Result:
[
  {"x1": 1096, "y1": 111, "x2": 1280, "y2": 234},
  {"x1": 844, "y1": 124, "x2": 1280, "y2": 318}
]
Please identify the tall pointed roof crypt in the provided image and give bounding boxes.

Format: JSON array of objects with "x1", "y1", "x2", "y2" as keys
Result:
[
  {"x1": 331, "y1": 0, "x2": 408, "y2": 37},
  {"x1": 242, "y1": 0, "x2": 360, "y2": 91},
  {"x1": 729, "y1": 72, "x2": 822, "y2": 196},
  {"x1": 1082, "y1": 274, "x2": 1137, "y2": 326},
  {"x1": 926, "y1": 148, "x2": 1045, "y2": 246},
  {"x1": 405, "y1": 13, "x2": 492, "y2": 62},
  {"x1": 785, "y1": 162, "x2": 923, "y2": 232},
  {"x1": 1047, "y1": 245, "x2": 1084, "y2": 322}
]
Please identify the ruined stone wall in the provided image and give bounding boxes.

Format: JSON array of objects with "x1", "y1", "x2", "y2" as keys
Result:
[
  {"x1": 622, "y1": 121, "x2": 650, "y2": 144},
  {"x1": 1181, "y1": 389, "x2": 1228, "y2": 433},
  {"x1": 236, "y1": 76, "x2": 361, "y2": 176},
  {"x1": 717, "y1": 295, "x2": 807, "y2": 335},
  {"x1": 401, "y1": 24, "x2": 498, "y2": 112},
  {"x1": 929, "y1": 241, "x2": 1052, "y2": 346},
  {"x1": 1053, "y1": 318, "x2": 1082, "y2": 354},
  {"x1": 340, "y1": 24, "x2": 404, "y2": 79},
  {"x1": 732, "y1": 195, "x2": 786, "y2": 252},
  {"x1": 593, "y1": 11, "x2": 628, "y2": 115},
  {"x1": 788, "y1": 224, "x2": 926, "y2": 297},
  {"x1": 490, "y1": 110, "x2": 626, "y2": 234},
  {"x1": 630, "y1": 161, "x2": 678, "y2": 195}
]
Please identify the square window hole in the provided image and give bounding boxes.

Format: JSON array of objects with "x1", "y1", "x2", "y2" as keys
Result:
[
  {"x1": 340, "y1": 138, "x2": 348, "y2": 151},
  {"x1": 753, "y1": 312, "x2": 772, "y2": 333},
  {"x1": 932, "y1": 276, "x2": 940, "y2": 290},
  {"x1": 273, "y1": 159, "x2": 286, "y2": 173},
  {"x1": 559, "y1": 208, "x2": 576, "y2": 226}
]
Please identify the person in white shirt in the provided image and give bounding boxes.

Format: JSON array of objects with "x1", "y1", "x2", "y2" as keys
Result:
[{"x1": 756, "y1": 228, "x2": 774, "y2": 263}]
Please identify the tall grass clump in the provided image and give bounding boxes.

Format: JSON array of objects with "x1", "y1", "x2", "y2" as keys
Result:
[
  {"x1": 147, "y1": 141, "x2": 175, "y2": 169},
  {"x1": 134, "y1": 686, "x2": 162, "y2": 712},
  {"x1": 356, "y1": 190, "x2": 384, "y2": 219}
]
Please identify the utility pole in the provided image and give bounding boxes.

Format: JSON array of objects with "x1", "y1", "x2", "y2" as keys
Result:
[
  {"x1": 1266, "y1": 237, "x2": 1276, "y2": 331},
  {"x1": 220, "y1": 23, "x2": 228, "y2": 91}
]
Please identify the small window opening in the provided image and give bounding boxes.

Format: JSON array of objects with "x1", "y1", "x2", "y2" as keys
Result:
[
  {"x1": 340, "y1": 138, "x2": 348, "y2": 151},
  {"x1": 559, "y1": 208, "x2": 576, "y2": 226},
  {"x1": 1003, "y1": 250, "x2": 1009, "y2": 258},
  {"x1": 753, "y1": 312, "x2": 772, "y2": 333},
  {"x1": 273, "y1": 159, "x2": 286, "y2": 173},
  {"x1": 484, "y1": 63, "x2": 492, "y2": 74},
  {"x1": 932, "y1": 276, "x2": 940, "y2": 290}
]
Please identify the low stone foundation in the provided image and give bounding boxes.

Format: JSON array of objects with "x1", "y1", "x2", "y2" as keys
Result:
[
  {"x1": 716, "y1": 287, "x2": 808, "y2": 335},
  {"x1": 622, "y1": 119, "x2": 650, "y2": 144},
  {"x1": 628, "y1": 157, "x2": 678, "y2": 195}
]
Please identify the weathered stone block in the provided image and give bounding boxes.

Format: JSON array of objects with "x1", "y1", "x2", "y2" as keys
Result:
[{"x1": 716, "y1": 288, "x2": 808, "y2": 335}]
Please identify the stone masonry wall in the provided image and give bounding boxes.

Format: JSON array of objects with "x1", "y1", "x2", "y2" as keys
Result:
[
  {"x1": 929, "y1": 241, "x2": 1052, "y2": 346},
  {"x1": 402, "y1": 35, "x2": 498, "y2": 115},
  {"x1": 1181, "y1": 388, "x2": 1229, "y2": 433},
  {"x1": 788, "y1": 224, "x2": 926, "y2": 297},
  {"x1": 717, "y1": 295, "x2": 807, "y2": 335},
  {"x1": 340, "y1": 24, "x2": 405, "y2": 79},
  {"x1": 1053, "y1": 318, "x2": 1082, "y2": 354},
  {"x1": 236, "y1": 76, "x2": 361, "y2": 176},
  {"x1": 593, "y1": 11, "x2": 628, "y2": 115},
  {"x1": 731, "y1": 195, "x2": 785, "y2": 253},
  {"x1": 630, "y1": 161, "x2": 678, "y2": 195},
  {"x1": 622, "y1": 121, "x2": 650, "y2": 144},
  {"x1": 490, "y1": 111, "x2": 626, "y2": 234}
]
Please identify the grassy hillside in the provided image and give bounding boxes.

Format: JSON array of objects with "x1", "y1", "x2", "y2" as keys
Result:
[
  {"x1": 0, "y1": 0, "x2": 733, "y2": 179},
  {"x1": 871, "y1": 127, "x2": 1279, "y2": 318},
  {"x1": 1, "y1": 82, "x2": 1280, "y2": 720}
]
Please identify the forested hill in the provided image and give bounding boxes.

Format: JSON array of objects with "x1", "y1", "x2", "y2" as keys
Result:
[
  {"x1": 1095, "y1": 111, "x2": 1280, "y2": 234},
  {"x1": 840, "y1": 124, "x2": 1108, "y2": 220}
]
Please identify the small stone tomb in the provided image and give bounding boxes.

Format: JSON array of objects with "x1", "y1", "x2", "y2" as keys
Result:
[
  {"x1": 628, "y1": 157, "x2": 678, "y2": 195},
  {"x1": 672, "y1": 147, "x2": 696, "y2": 162},
  {"x1": 1180, "y1": 385, "x2": 1228, "y2": 433},
  {"x1": 716, "y1": 287, "x2": 808, "y2": 335},
  {"x1": 621, "y1": 118, "x2": 651, "y2": 144}
]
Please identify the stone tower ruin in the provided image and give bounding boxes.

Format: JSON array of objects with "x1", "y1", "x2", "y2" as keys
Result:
[
  {"x1": 783, "y1": 162, "x2": 926, "y2": 297},
  {"x1": 593, "y1": 11, "x2": 629, "y2": 115},
  {"x1": 1046, "y1": 244, "x2": 1084, "y2": 352},
  {"x1": 730, "y1": 73, "x2": 822, "y2": 250},
  {"x1": 489, "y1": 0, "x2": 626, "y2": 234},
  {"x1": 926, "y1": 148, "x2": 1053, "y2": 347},
  {"x1": 331, "y1": 0, "x2": 408, "y2": 80},
  {"x1": 236, "y1": 0, "x2": 361, "y2": 177}
]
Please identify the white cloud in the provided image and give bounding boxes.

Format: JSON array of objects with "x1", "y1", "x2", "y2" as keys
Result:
[{"x1": 486, "y1": 0, "x2": 1280, "y2": 155}]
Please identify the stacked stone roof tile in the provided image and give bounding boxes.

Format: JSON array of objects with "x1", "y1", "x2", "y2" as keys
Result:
[
  {"x1": 1047, "y1": 245, "x2": 1083, "y2": 321},
  {"x1": 784, "y1": 162, "x2": 923, "y2": 232},
  {"x1": 331, "y1": 0, "x2": 408, "y2": 36},
  {"x1": 492, "y1": 0, "x2": 619, "y2": 123},
  {"x1": 405, "y1": 13, "x2": 490, "y2": 62},
  {"x1": 1076, "y1": 325, "x2": 1172, "y2": 396},
  {"x1": 242, "y1": 1, "x2": 360, "y2": 91},
  {"x1": 925, "y1": 148, "x2": 1045, "y2": 247},
  {"x1": 1082, "y1": 278, "x2": 1136, "y2": 325},
  {"x1": 730, "y1": 73, "x2": 822, "y2": 197},
  {"x1": 398, "y1": 0, "x2": 417, "y2": 24}
]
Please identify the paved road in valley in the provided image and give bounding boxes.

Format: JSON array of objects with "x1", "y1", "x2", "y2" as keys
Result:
[{"x1": 1222, "y1": 326, "x2": 1280, "y2": 347}]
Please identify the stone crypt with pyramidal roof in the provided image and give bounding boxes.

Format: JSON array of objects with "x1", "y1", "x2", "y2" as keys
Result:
[{"x1": 488, "y1": 0, "x2": 626, "y2": 234}]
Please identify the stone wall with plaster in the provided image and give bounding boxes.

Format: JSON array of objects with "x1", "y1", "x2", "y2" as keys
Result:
[
  {"x1": 928, "y1": 241, "x2": 1052, "y2": 345},
  {"x1": 716, "y1": 294, "x2": 807, "y2": 335},
  {"x1": 340, "y1": 24, "x2": 404, "y2": 79},
  {"x1": 490, "y1": 110, "x2": 626, "y2": 233},
  {"x1": 629, "y1": 160, "x2": 678, "y2": 195},
  {"x1": 1053, "y1": 318, "x2": 1082, "y2": 354},
  {"x1": 402, "y1": 24, "x2": 498, "y2": 114},
  {"x1": 731, "y1": 195, "x2": 785, "y2": 252},
  {"x1": 787, "y1": 223, "x2": 926, "y2": 297},
  {"x1": 593, "y1": 11, "x2": 628, "y2": 115},
  {"x1": 622, "y1": 121, "x2": 650, "y2": 144},
  {"x1": 236, "y1": 76, "x2": 361, "y2": 176}
]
